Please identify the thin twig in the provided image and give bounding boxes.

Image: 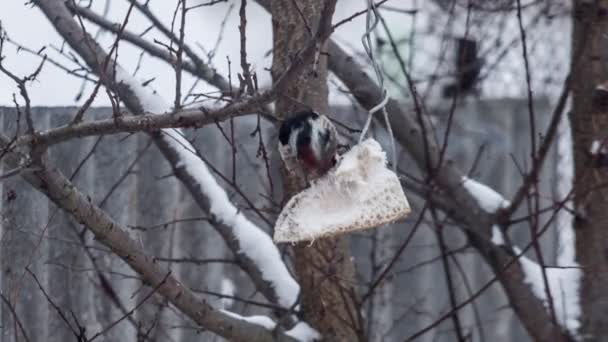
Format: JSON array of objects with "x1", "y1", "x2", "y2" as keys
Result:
[
  {"x1": 0, "y1": 293, "x2": 31, "y2": 342},
  {"x1": 87, "y1": 272, "x2": 172, "y2": 341},
  {"x1": 26, "y1": 268, "x2": 83, "y2": 340}
]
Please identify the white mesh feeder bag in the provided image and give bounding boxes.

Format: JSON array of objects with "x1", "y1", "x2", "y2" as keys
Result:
[{"x1": 273, "y1": 138, "x2": 411, "y2": 243}]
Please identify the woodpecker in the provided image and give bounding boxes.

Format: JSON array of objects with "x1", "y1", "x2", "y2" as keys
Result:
[{"x1": 278, "y1": 110, "x2": 338, "y2": 180}]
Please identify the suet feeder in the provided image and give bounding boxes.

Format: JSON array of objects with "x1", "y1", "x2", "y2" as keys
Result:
[{"x1": 274, "y1": 139, "x2": 410, "y2": 243}]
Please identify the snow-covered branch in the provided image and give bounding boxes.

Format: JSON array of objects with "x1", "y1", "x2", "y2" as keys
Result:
[
  {"x1": 491, "y1": 225, "x2": 506, "y2": 245},
  {"x1": 461, "y1": 176, "x2": 511, "y2": 213},
  {"x1": 504, "y1": 115, "x2": 581, "y2": 336},
  {"x1": 514, "y1": 247, "x2": 581, "y2": 336},
  {"x1": 221, "y1": 311, "x2": 321, "y2": 342},
  {"x1": 114, "y1": 68, "x2": 301, "y2": 308}
]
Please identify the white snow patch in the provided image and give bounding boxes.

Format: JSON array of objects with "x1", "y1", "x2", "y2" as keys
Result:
[
  {"x1": 116, "y1": 68, "x2": 172, "y2": 114},
  {"x1": 220, "y1": 310, "x2": 277, "y2": 330},
  {"x1": 285, "y1": 322, "x2": 321, "y2": 342},
  {"x1": 596, "y1": 83, "x2": 608, "y2": 92},
  {"x1": 274, "y1": 139, "x2": 410, "y2": 242},
  {"x1": 589, "y1": 139, "x2": 608, "y2": 156},
  {"x1": 115, "y1": 68, "x2": 300, "y2": 308},
  {"x1": 555, "y1": 115, "x2": 578, "y2": 267},
  {"x1": 514, "y1": 247, "x2": 581, "y2": 335},
  {"x1": 542, "y1": 114, "x2": 580, "y2": 336},
  {"x1": 221, "y1": 311, "x2": 322, "y2": 341},
  {"x1": 461, "y1": 177, "x2": 510, "y2": 213},
  {"x1": 590, "y1": 140, "x2": 601, "y2": 155},
  {"x1": 491, "y1": 225, "x2": 505, "y2": 246},
  {"x1": 220, "y1": 278, "x2": 236, "y2": 309}
]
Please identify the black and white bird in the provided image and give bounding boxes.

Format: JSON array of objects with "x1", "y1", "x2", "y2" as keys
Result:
[{"x1": 278, "y1": 110, "x2": 339, "y2": 180}]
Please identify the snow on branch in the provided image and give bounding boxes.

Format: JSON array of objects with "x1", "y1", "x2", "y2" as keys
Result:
[
  {"x1": 285, "y1": 322, "x2": 322, "y2": 342},
  {"x1": 487, "y1": 116, "x2": 581, "y2": 335},
  {"x1": 555, "y1": 115, "x2": 577, "y2": 266},
  {"x1": 491, "y1": 225, "x2": 505, "y2": 246},
  {"x1": 518, "y1": 113, "x2": 580, "y2": 336},
  {"x1": 220, "y1": 278, "x2": 236, "y2": 309},
  {"x1": 221, "y1": 310, "x2": 277, "y2": 330},
  {"x1": 461, "y1": 176, "x2": 510, "y2": 213},
  {"x1": 220, "y1": 311, "x2": 321, "y2": 342},
  {"x1": 115, "y1": 69, "x2": 300, "y2": 308},
  {"x1": 491, "y1": 117, "x2": 582, "y2": 336},
  {"x1": 514, "y1": 247, "x2": 581, "y2": 336},
  {"x1": 166, "y1": 127, "x2": 300, "y2": 307}
]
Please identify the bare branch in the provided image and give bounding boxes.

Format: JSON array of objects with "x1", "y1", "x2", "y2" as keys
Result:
[
  {"x1": 21, "y1": 91, "x2": 274, "y2": 148},
  {"x1": 122, "y1": 0, "x2": 233, "y2": 95},
  {"x1": 87, "y1": 272, "x2": 171, "y2": 341},
  {"x1": 237, "y1": 0, "x2": 255, "y2": 97},
  {"x1": 174, "y1": 0, "x2": 187, "y2": 110},
  {"x1": 0, "y1": 31, "x2": 44, "y2": 134}
]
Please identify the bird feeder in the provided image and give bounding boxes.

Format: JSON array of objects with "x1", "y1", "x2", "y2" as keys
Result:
[{"x1": 274, "y1": 138, "x2": 410, "y2": 243}]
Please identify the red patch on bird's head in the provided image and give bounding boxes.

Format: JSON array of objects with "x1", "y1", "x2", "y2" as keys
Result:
[
  {"x1": 298, "y1": 145, "x2": 318, "y2": 170},
  {"x1": 298, "y1": 145, "x2": 335, "y2": 178}
]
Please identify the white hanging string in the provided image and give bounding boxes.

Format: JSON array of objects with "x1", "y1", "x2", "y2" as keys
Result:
[{"x1": 360, "y1": 0, "x2": 397, "y2": 172}]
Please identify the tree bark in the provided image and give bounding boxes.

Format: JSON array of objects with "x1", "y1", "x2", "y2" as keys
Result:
[
  {"x1": 572, "y1": 0, "x2": 608, "y2": 339},
  {"x1": 270, "y1": 1, "x2": 362, "y2": 340}
]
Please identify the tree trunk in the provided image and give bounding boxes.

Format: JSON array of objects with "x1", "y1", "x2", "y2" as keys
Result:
[
  {"x1": 270, "y1": 1, "x2": 361, "y2": 340},
  {"x1": 571, "y1": 0, "x2": 608, "y2": 339}
]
